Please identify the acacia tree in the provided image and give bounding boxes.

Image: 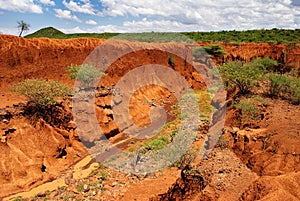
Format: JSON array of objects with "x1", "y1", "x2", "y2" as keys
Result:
[{"x1": 17, "y1": 20, "x2": 30, "y2": 37}]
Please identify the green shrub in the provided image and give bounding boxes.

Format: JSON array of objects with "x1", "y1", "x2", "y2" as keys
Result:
[
  {"x1": 269, "y1": 73, "x2": 300, "y2": 104},
  {"x1": 269, "y1": 73, "x2": 291, "y2": 97},
  {"x1": 219, "y1": 61, "x2": 258, "y2": 94},
  {"x1": 192, "y1": 44, "x2": 226, "y2": 59},
  {"x1": 234, "y1": 99, "x2": 259, "y2": 121},
  {"x1": 249, "y1": 57, "x2": 278, "y2": 71},
  {"x1": 12, "y1": 79, "x2": 71, "y2": 106},
  {"x1": 68, "y1": 64, "x2": 104, "y2": 86},
  {"x1": 289, "y1": 77, "x2": 300, "y2": 105},
  {"x1": 219, "y1": 58, "x2": 277, "y2": 94},
  {"x1": 202, "y1": 44, "x2": 227, "y2": 58},
  {"x1": 145, "y1": 136, "x2": 169, "y2": 151}
]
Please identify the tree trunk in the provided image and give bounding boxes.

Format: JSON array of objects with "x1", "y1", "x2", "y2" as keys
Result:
[{"x1": 19, "y1": 29, "x2": 23, "y2": 37}]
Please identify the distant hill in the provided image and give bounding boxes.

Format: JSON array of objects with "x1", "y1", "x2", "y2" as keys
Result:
[
  {"x1": 25, "y1": 27, "x2": 300, "y2": 44},
  {"x1": 25, "y1": 27, "x2": 119, "y2": 39},
  {"x1": 25, "y1": 27, "x2": 65, "y2": 38}
]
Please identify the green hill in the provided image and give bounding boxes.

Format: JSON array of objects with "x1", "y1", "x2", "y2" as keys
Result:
[
  {"x1": 25, "y1": 27, "x2": 300, "y2": 44},
  {"x1": 25, "y1": 27, "x2": 119, "y2": 39},
  {"x1": 25, "y1": 27, "x2": 66, "y2": 38}
]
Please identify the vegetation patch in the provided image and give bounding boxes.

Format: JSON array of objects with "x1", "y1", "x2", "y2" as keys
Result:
[
  {"x1": 68, "y1": 64, "x2": 104, "y2": 87},
  {"x1": 12, "y1": 79, "x2": 71, "y2": 106},
  {"x1": 269, "y1": 72, "x2": 300, "y2": 105},
  {"x1": 219, "y1": 57, "x2": 278, "y2": 94},
  {"x1": 26, "y1": 27, "x2": 300, "y2": 44}
]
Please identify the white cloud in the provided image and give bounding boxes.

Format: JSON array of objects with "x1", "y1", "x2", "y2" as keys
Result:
[
  {"x1": 86, "y1": 19, "x2": 97, "y2": 25},
  {"x1": 0, "y1": 0, "x2": 43, "y2": 13},
  {"x1": 60, "y1": 26, "x2": 85, "y2": 33},
  {"x1": 98, "y1": 0, "x2": 299, "y2": 31},
  {"x1": 63, "y1": 0, "x2": 97, "y2": 15},
  {"x1": 39, "y1": 0, "x2": 55, "y2": 6},
  {"x1": 0, "y1": 27, "x2": 19, "y2": 35},
  {"x1": 54, "y1": 9, "x2": 81, "y2": 22}
]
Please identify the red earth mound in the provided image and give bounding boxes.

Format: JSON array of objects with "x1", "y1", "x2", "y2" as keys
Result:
[{"x1": 0, "y1": 35, "x2": 300, "y2": 200}]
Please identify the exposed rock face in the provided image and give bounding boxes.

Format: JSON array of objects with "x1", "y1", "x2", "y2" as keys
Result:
[
  {"x1": 198, "y1": 42, "x2": 300, "y2": 69},
  {"x1": 1, "y1": 35, "x2": 299, "y2": 92},
  {"x1": 152, "y1": 98, "x2": 300, "y2": 201},
  {"x1": 0, "y1": 103, "x2": 88, "y2": 198}
]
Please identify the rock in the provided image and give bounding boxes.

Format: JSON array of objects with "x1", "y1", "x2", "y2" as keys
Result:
[
  {"x1": 67, "y1": 121, "x2": 76, "y2": 129},
  {"x1": 2, "y1": 119, "x2": 9, "y2": 124},
  {"x1": 111, "y1": 181, "x2": 118, "y2": 187},
  {"x1": 37, "y1": 191, "x2": 46, "y2": 197},
  {"x1": 64, "y1": 172, "x2": 73, "y2": 185},
  {"x1": 83, "y1": 184, "x2": 90, "y2": 192},
  {"x1": 1, "y1": 136, "x2": 7, "y2": 143}
]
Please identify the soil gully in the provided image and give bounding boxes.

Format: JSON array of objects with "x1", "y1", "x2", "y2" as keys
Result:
[
  {"x1": 0, "y1": 35, "x2": 300, "y2": 200},
  {"x1": 152, "y1": 98, "x2": 300, "y2": 201}
]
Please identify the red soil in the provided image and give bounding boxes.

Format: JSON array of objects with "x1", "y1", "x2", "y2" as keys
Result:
[{"x1": 0, "y1": 34, "x2": 299, "y2": 200}]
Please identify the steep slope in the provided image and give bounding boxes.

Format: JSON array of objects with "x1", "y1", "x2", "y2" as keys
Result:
[{"x1": 0, "y1": 102, "x2": 88, "y2": 198}]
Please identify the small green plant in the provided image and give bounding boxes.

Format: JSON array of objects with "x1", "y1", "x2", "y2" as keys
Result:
[
  {"x1": 168, "y1": 54, "x2": 175, "y2": 67},
  {"x1": 76, "y1": 182, "x2": 84, "y2": 192},
  {"x1": 129, "y1": 146, "x2": 135, "y2": 152},
  {"x1": 12, "y1": 79, "x2": 71, "y2": 106},
  {"x1": 170, "y1": 129, "x2": 178, "y2": 141},
  {"x1": 98, "y1": 171, "x2": 110, "y2": 180},
  {"x1": 12, "y1": 197, "x2": 26, "y2": 201},
  {"x1": 234, "y1": 99, "x2": 259, "y2": 123},
  {"x1": 62, "y1": 193, "x2": 75, "y2": 201},
  {"x1": 90, "y1": 179, "x2": 105, "y2": 191},
  {"x1": 252, "y1": 96, "x2": 269, "y2": 106},
  {"x1": 145, "y1": 136, "x2": 169, "y2": 151},
  {"x1": 263, "y1": 133, "x2": 273, "y2": 150},
  {"x1": 218, "y1": 135, "x2": 230, "y2": 150},
  {"x1": 97, "y1": 163, "x2": 107, "y2": 169},
  {"x1": 68, "y1": 64, "x2": 104, "y2": 87}
]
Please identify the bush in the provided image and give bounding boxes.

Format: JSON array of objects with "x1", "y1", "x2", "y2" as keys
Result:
[
  {"x1": 219, "y1": 61, "x2": 258, "y2": 94},
  {"x1": 219, "y1": 58, "x2": 277, "y2": 94},
  {"x1": 269, "y1": 73, "x2": 291, "y2": 97},
  {"x1": 12, "y1": 79, "x2": 71, "y2": 106},
  {"x1": 234, "y1": 99, "x2": 259, "y2": 121},
  {"x1": 192, "y1": 44, "x2": 226, "y2": 59},
  {"x1": 269, "y1": 72, "x2": 300, "y2": 104},
  {"x1": 249, "y1": 57, "x2": 278, "y2": 71},
  {"x1": 202, "y1": 44, "x2": 227, "y2": 58},
  {"x1": 68, "y1": 64, "x2": 104, "y2": 86}
]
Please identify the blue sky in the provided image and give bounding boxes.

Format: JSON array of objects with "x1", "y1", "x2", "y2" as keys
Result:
[{"x1": 0, "y1": 0, "x2": 299, "y2": 36}]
